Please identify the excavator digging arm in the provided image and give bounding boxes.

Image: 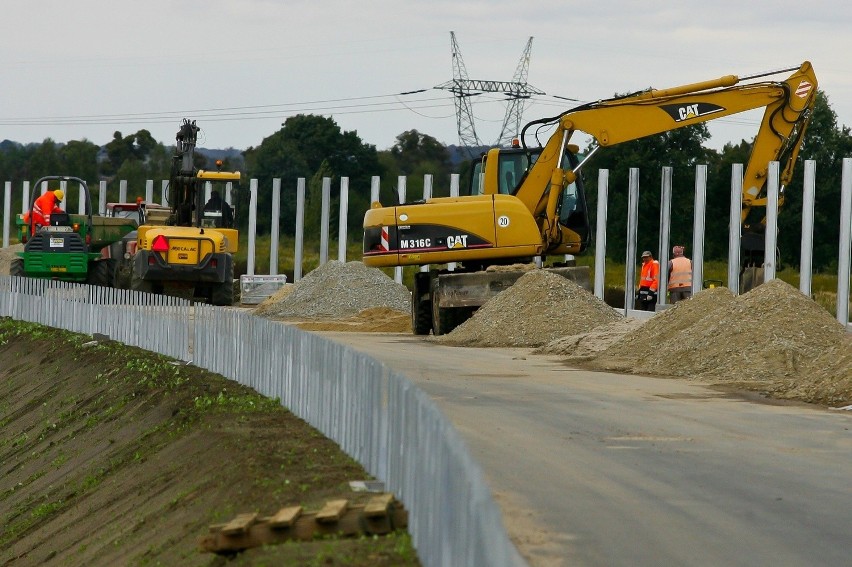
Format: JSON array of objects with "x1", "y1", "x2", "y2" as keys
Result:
[{"x1": 510, "y1": 62, "x2": 817, "y2": 252}]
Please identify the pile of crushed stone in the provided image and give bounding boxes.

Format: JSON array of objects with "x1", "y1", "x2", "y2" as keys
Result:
[
  {"x1": 581, "y1": 279, "x2": 851, "y2": 406},
  {"x1": 252, "y1": 261, "x2": 410, "y2": 320},
  {"x1": 436, "y1": 270, "x2": 622, "y2": 347},
  {"x1": 0, "y1": 244, "x2": 24, "y2": 275}
]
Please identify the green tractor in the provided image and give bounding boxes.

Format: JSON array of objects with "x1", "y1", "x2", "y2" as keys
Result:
[{"x1": 12, "y1": 176, "x2": 138, "y2": 286}]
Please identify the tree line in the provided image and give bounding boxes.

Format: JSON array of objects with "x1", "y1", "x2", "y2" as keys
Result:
[{"x1": 1, "y1": 91, "x2": 850, "y2": 270}]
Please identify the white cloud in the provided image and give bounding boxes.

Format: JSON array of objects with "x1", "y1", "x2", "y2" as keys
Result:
[{"x1": 0, "y1": 0, "x2": 849, "y2": 153}]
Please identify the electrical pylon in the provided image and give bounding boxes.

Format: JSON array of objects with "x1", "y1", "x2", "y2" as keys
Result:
[{"x1": 434, "y1": 31, "x2": 544, "y2": 150}]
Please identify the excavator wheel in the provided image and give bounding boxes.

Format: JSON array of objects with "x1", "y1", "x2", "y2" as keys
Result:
[
  {"x1": 10, "y1": 258, "x2": 25, "y2": 278},
  {"x1": 87, "y1": 259, "x2": 117, "y2": 287},
  {"x1": 411, "y1": 272, "x2": 432, "y2": 335}
]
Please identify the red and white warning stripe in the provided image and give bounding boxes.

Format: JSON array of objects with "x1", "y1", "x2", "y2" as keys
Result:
[
  {"x1": 795, "y1": 80, "x2": 813, "y2": 99},
  {"x1": 380, "y1": 226, "x2": 389, "y2": 252}
]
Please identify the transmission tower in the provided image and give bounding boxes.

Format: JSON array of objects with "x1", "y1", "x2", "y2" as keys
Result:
[{"x1": 435, "y1": 32, "x2": 544, "y2": 150}]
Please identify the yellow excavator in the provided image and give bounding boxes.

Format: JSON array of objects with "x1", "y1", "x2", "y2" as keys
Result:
[
  {"x1": 363, "y1": 61, "x2": 818, "y2": 334},
  {"x1": 132, "y1": 119, "x2": 239, "y2": 305}
]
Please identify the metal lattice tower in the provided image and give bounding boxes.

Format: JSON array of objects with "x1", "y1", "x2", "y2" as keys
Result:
[
  {"x1": 497, "y1": 36, "x2": 537, "y2": 146},
  {"x1": 435, "y1": 32, "x2": 544, "y2": 149},
  {"x1": 440, "y1": 31, "x2": 481, "y2": 148}
]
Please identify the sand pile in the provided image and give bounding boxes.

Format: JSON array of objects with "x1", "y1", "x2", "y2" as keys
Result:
[
  {"x1": 535, "y1": 318, "x2": 646, "y2": 359},
  {"x1": 436, "y1": 270, "x2": 622, "y2": 347},
  {"x1": 253, "y1": 261, "x2": 410, "y2": 320},
  {"x1": 584, "y1": 280, "x2": 851, "y2": 404},
  {"x1": 0, "y1": 244, "x2": 24, "y2": 275},
  {"x1": 295, "y1": 307, "x2": 411, "y2": 333}
]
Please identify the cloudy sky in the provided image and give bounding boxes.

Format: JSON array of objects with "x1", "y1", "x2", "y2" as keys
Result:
[{"x1": 1, "y1": 1, "x2": 849, "y2": 152}]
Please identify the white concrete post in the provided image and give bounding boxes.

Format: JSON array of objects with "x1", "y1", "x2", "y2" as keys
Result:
[
  {"x1": 370, "y1": 176, "x2": 380, "y2": 203},
  {"x1": 798, "y1": 160, "x2": 817, "y2": 297},
  {"x1": 76, "y1": 181, "x2": 85, "y2": 215},
  {"x1": 338, "y1": 177, "x2": 349, "y2": 263},
  {"x1": 420, "y1": 174, "x2": 433, "y2": 273},
  {"x1": 594, "y1": 169, "x2": 609, "y2": 300},
  {"x1": 692, "y1": 164, "x2": 708, "y2": 293},
  {"x1": 99, "y1": 181, "x2": 107, "y2": 216},
  {"x1": 448, "y1": 174, "x2": 460, "y2": 272},
  {"x1": 22, "y1": 181, "x2": 30, "y2": 214},
  {"x1": 3, "y1": 181, "x2": 11, "y2": 247},
  {"x1": 763, "y1": 162, "x2": 780, "y2": 283},
  {"x1": 247, "y1": 178, "x2": 258, "y2": 276},
  {"x1": 145, "y1": 180, "x2": 154, "y2": 204},
  {"x1": 837, "y1": 158, "x2": 852, "y2": 327},
  {"x1": 320, "y1": 177, "x2": 331, "y2": 265},
  {"x1": 658, "y1": 167, "x2": 673, "y2": 305},
  {"x1": 270, "y1": 178, "x2": 281, "y2": 275},
  {"x1": 728, "y1": 164, "x2": 743, "y2": 294},
  {"x1": 161, "y1": 180, "x2": 169, "y2": 206},
  {"x1": 624, "y1": 168, "x2": 639, "y2": 313},
  {"x1": 395, "y1": 176, "x2": 406, "y2": 284},
  {"x1": 294, "y1": 178, "x2": 306, "y2": 281},
  {"x1": 119, "y1": 179, "x2": 127, "y2": 203}
]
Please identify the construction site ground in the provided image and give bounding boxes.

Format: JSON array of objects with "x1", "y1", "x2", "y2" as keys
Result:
[
  {"x1": 0, "y1": 319, "x2": 418, "y2": 566},
  {"x1": 3, "y1": 253, "x2": 851, "y2": 566},
  {"x1": 322, "y1": 330, "x2": 852, "y2": 567}
]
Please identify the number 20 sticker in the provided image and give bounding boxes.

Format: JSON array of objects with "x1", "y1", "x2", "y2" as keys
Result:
[{"x1": 497, "y1": 215, "x2": 510, "y2": 227}]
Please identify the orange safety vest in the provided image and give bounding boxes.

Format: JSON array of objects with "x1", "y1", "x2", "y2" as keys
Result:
[
  {"x1": 668, "y1": 256, "x2": 692, "y2": 290},
  {"x1": 31, "y1": 192, "x2": 61, "y2": 226},
  {"x1": 639, "y1": 259, "x2": 659, "y2": 291}
]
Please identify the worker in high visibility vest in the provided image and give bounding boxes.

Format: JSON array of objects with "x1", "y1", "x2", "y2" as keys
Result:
[
  {"x1": 667, "y1": 245, "x2": 693, "y2": 303},
  {"x1": 22, "y1": 189, "x2": 65, "y2": 235},
  {"x1": 636, "y1": 250, "x2": 659, "y2": 311}
]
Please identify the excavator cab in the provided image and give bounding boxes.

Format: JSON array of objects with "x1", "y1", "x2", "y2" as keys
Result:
[{"x1": 466, "y1": 146, "x2": 591, "y2": 253}]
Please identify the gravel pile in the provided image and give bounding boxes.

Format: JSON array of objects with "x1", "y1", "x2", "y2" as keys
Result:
[
  {"x1": 436, "y1": 269, "x2": 622, "y2": 347},
  {"x1": 253, "y1": 261, "x2": 410, "y2": 320},
  {"x1": 583, "y1": 279, "x2": 851, "y2": 404}
]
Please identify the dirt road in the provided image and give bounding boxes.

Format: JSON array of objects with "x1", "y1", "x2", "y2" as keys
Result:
[{"x1": 319, "y1": 331, "x2": 852, "y2": 567}]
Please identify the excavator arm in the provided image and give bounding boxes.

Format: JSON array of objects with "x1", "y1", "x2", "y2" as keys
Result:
[{"x1": 510, "y1": 61, "x2": 817, "y2": 251}]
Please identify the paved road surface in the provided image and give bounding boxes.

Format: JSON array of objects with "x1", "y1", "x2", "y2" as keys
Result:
[{"x1": 319, "y1": 331, "x2": 852, "y2": 567}]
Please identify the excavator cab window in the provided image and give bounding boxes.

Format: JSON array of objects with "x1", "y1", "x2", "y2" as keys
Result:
[
  {"x1": 558, "y1": 151, "x2": 590, "y2": 245},
  {"x1": 466, "y1": 149, "x2": 539, "y2": 196}
]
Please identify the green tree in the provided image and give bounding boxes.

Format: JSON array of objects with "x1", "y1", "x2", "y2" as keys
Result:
[
  {"x1": 58, "y1": 140, "x2": 99, "y2": 183},
  {"x1": 27, "y1": 139, "x2": 63, "y2": 180},
  {"x1": 381, "y1": 130, "x2": 452, "y2": 199},
  {"x1": 244, "y1": 114, "x2": 382, "y2": 236}
]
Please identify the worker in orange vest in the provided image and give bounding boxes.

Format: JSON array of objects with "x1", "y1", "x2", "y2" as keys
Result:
[
  {"x1": 667, "y1": 245, "x2": 693, "y2": 303},
  {"x1": 636, "y1": 250, "x2": 659, "y2": 311},
  {"x1": 23, "y1": 189, "x2": 65, "y2": 234}
]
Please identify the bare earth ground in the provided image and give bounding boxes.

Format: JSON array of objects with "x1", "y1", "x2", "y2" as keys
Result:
[{"x1": 0, "y1": 318, "x2": 418, "y2": 567}]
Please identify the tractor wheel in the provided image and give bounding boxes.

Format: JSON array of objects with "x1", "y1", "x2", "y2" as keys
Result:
[
  {"x1": 130, "y1": 271, "x2": 154, "y2": 294},
  {"x1": 10, "y1": 258, "x2": 25, "y2": 278},
  {"x1": 411, "y1": 272, "x2": 432, "y2": 335},
  {"x1": 87, "y1": 259, "x2": 117, "y2": 287},
  {"x1": 210, "y1": 262, "x2": 234, "y2": 306}
]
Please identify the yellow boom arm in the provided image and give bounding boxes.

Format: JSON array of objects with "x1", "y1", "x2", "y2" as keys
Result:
[{"x1": 510, "y1": 61, "x2": 817, "y2": 247}]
